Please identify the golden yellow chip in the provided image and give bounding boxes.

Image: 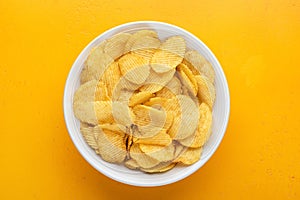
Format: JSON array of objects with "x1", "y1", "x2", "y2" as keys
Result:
[
  {"x1": 94, "y1": 101, "x2": 114, "y2": 124},
  {"x1": 160, "y1": 36, "x2": 186, "y2": 57},
  {"x1": 156, "y1": 87, "x2": 176, "y2": 99},
  {"x1": 104, "y1": 33, "x2": 131, "y2": 59},
  {"x1": 143, "y1": 97, "x2": 168, "y2": 107},
  {"x1": 124, "y1": 159, "x2": 140, "y2": 169},
  {"x1": 80, "y1": 123, "x2": 98, "y2": 150},
  {"x1": 96, "y1": 126, "x2": 127, "y2": 163},
  {"x1": 124, "y1": 30, "x2": 158, "y2": 53},
  {"x1": 168, "y1": 95, "x2": 199, "y2": 140},
  {"x1": 74, "y1": 101, "x2": 98, "y2": 125},
  {"x1": 118, "y1": 53, "x2": 150, "y2": 84},
  {"x1": 177, "y1": 63, "x2": 198, "y2": 96},
  {"x1": 178, "y1": 103, "x2": 212, "y2": 148},
  {"x1": 111, "y1": 101, "x2": 134, "y2": 127},
  {"x1": 99, "y1": 123, "x2": 126, "y2": 135},
  {"x1": 141, "y1": 162, "x2": 176, "y2": 173},
  {"x1": 165, "y1": 76, "x2": 182, "y2": 95},
  {"x1": 81, "y1": 52, "x2": 114, "y2": 84},
  {"x1": 139, "y1": 69, "x2": 175, "y2": 93},
  {"x1": 139, "y1": 143, "x2": 175, "y2": 162},
  {"x1": 100, "y1": 62, "x2": 121, "y2": 98},
  {"x1": 73, "y1": 80, "x2": 98, "y2": 103},
  {"x1": 95, "y1": 81, "x2": 110, "y2": 101},
  {"x1": 182, "y1": 59, "x2": 200, "y2": 75},
  {"x1": 112, "y1": 78, "x2": 141, "y2": 101},
  {"x1": 195, "y1": 75, "x2": 216, "y2": 109},
  {"x1": 135, "y1": 129, "x2": 171, "y2": 146},
  {"x1": 129, "y1": 91, "x2": 154, "y2": 107},
  {"x1": 184, "y1": 50, "x2": 215, "y2": 83},
  {"x1": 132, "y1": 48, "x2": 156, "y2": 61},
  {"x1": 173, "y1": 143, "x2": 186, "y2": 159},
  {"x1": 131, "y1": 36, "x2": 160, "y2": 52},
  {"x1": 151, "y1": 50, "x2": 183, "y2": 73},
  {"x1": 129, "y1": 143, "x2": 160, "y2": 168},
  {"x1": 173, "y1": 147, "x2": 202, "y2": 165}
]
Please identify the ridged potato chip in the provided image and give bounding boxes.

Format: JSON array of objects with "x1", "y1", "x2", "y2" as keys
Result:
[
  {"x1": 73, "y1": 80, "x2": 98, "y2": 103},
  {"x1": 174, "y1": 147, "x2": 202, "y2": 165},
  {"x1": 195, "y1": 75, "x2": 216, "y2": 109},
  {"x1": 100, "y1": 62, "x2": 121, "y2": 98},
  {"x1": 95, "y1": 81, "x2": 110, "y2": 101},
  {"x1": 130, "y1": 143, "x2": 160, "y2": 168},
  {"x1": 178, "y1": 103, "x2": 212, "y2": 148},
  {"x1": 96, "y1": 126, "x2": 127, "y2": 163},
  {"x1": 139, "y1": 69, "x2": 175, "y2": 93},
  {"x1": 80, "y1": 123, "x2": 98, "y2": 150},
  {"x1": 104, "y1": 33, "x2": 131, "y2": 59},
  {"x1": 160, "y1": 36, "x2": 186, "y2": 57},
  {"x1": 131, "y1": 36, "x2": 161, "y2": 52},
  {"x1": 74, "y1": 101, "x2": 98, "y2": 125},
  {"x1": 141, "y1": 162, "x2": 176, "y2": 173},
  {"x1": 143, "y1": 97, "x2": 168, "y2": 108},
  {"x1": 182, "y1": 59, "x2": 200, "y2": 75},
  {"x1": 81, "y1": 51, "x2": 114, "y2": 84},
  {"x1": 129, "y1": 91, "x2": 154, "y2": 107},
  {"x1": 135, "y1": 129, "x2": 172, "y2": 146},
  {"x1": 124, "y1": 30, "x2": 158, "y2": 53},
  {"x1": 118, "y1": 53, "x2": 150, "y2": 84},
  {"x1": 139, "y1": 143, "x2": 175, "y2": 162},
  {"x1": 132, "y1": 49, "x2": 156, "y2": 61},
  {"x1": 168, "y1": 95, "x2": 199, "y2": 140},
  {"x1": 111, "y1": 101, "x2": 134, "y2": 127},
  {"x1": 94, "y1": 101, "x2": 114, "y2": 124},
  {"x1": 151, "y1": 50, "x2": 183, "y2": 73},
  {"x1": 125, "y1": 159, "x2": 140, "y2": 169},
  {"x1": 99, "y1": 123, "x2": 126, "y2": 135},
  {"x1": 185, "y1": 50, "x2": 215, "y2": 83},
  {"x1": 177, "y1": 63, "x2": 198, "y2": 96}
]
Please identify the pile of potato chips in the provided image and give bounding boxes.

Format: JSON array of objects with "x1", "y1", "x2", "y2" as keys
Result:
[{"x1": 73, "y1": 30, "x2": 215, "y2": 173}]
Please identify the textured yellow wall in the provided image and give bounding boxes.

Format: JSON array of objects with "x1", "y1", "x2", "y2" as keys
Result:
[{"x1": 0, "y1": 0, "x2": 299, "y2": 199}]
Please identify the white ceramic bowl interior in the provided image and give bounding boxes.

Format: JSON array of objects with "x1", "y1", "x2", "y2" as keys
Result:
[{"x1": 64, "y1": 21, "x2": 230, "y2": 187}]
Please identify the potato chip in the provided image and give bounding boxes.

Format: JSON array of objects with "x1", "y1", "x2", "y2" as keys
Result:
[
  {"x1": 94, "y1": 101, "x2": 114, "y2": 124},
  {"x1": 184, "y1": 50, "x2": 215, "y2": 83},
  {"x1": 74, "y1": 101, "x2": 98, "y2": 125},
  {"x1": 143, "y1": 97, "x2": 168, "y2": 108},
  {"x1": 130, "y1": 143, "x2": 160, "y2": 168},
  {"x1": 104, "y1": 33, "x2": 131, "y2": 59},
  {"x1": 156, "y1": 87, "x2": 176, "y2": 99},
  {"x1": 96, "y1": 126, "x2": 127, "y2": 163},
  {"x1": 168, "y1": 95, "x2": 199, "y2": 140},
  {"x1": 160, "y1": 36, "x2": 186, "y2": 57},
  {"x1": 80, "y1": 123, "x2": 98, "y2": 150},
  {"x1": 195, "y1": 75, "x2": 216, "y2": 109},
  {"x1": 173, "y1": 147, "x2": 202, "y2": 165},
  {"x1": 165, "y1": 76, "x2": 182, "y2": 95},
  {"x1": 124, "y1": 30, "x2": 158, "y2": 53},
  {"x1": 139, "y1": 143, "x2": 175, "y2": 162},
  {"x1": 73, "y1": 80, "x2": 98, "y2": 103},
  {"x1": 129, "y1": 91, "x2": 154, "y2": 107},
  {"x1": 125, "y1": 159, "x2": 140, "y2": 169},
  {"x1": 112, "y1": 78, "x2": 141, "y2": 101},
  {"x1": 182, "y1": 59, "x2": 200, "y2": 75},
  {"x1": 132, "y1": 48, "x2": 156, "y2": 61},
  {"x1": 173, "y1": 143, "x2": 186, "y2": 159},
  {"x1": 151, "y1": 50, "x2": 183, "y2": 73},
  {"x1": 95, "y1": 81, "x2": 110, "y2": 101},
  {"x1": 141, "y1": 162, "x2": 176, "y2": 173},
  {"x1": 131, "y1": 36, "x2": 160, "y2": 52},
  {"x1": 111, "y1": 101, "x2": 134, "y2": 127},
  {"x1": 99, "y1": 123, "x2": 126, "y2": 135},
  {"x1": 100, "y1": 62, "x2": 121, "y2": 98},
  {"x1": 118, "y1": 53, "x2": 150, "y2": 84},
  {"x1": 83, "y1": 51, "x2": 114, "y2": 83},
  {"x1": 177, "y1": 63, "x2": 198, "y2": 96},
  {"x1": 135, "y1": 129, "x2": 171, "y2": 146},
  {"x1": 178, "y1": 103, "x2": 212, "y2": 148},
  {"x1": 139, "y1": 69, "x2": 175, "y2": 93}
]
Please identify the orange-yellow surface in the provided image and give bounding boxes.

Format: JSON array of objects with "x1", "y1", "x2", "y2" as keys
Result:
[{"x1": 1, "y1": 0, "x2": 300, "y2": 199}]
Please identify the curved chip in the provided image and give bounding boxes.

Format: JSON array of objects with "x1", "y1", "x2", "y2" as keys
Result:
[
  {"x1": 125, "y1": 159, "x2": 140, "y2": 170},
  {"x1": 131, "y1": 36, "x2": 160, "y2": 52},
  {"x1": 80, "y1": 123, "x2": 98, "y2": 150},
  {"x1": 139, "y1": 69, "x2": 175, "y2": 93},
  {"x1": 129, "y1": 91, "x2": 154, "y2": 107},
  {"x1": 178, "y1": 103, "x2": 212, "y2": 148},
  {"x1": 143, "y1": 97, "x2": 169, "y2": 108},
  {"x1": 104, "y1": 33, "x2": 131, "y2": 59},
  {"x1": 168, "y1": 95, "x2": 199, "y2": 140},
  {"x1": 118, "y1": 53, "x2": 150, "y2": 84},
  {"x1": 184, "y1": 50, "x2": 215, "y2": 83},
  {"x1": 195, "y1": 75, "x2": 216, "y2": 109},
  {"x1": 141, "y1": 162, "x2": 176, "y2": 173},
  {"x1": 94, "y1": 101, "x2": 114, "y2": 124},
  {"x1": 160, "y1": 36, "x2": 186, "y2": 57},
  {"x1": 173, "y1": 147, "x2": 202, "y2": 165},
  {"x1": 129, "y1": 143, "x2": 160, "y2": 168},
  {"x1": 73, "y1": 80, "x2": 98, "y2": 103},
  {"x1": 124, "y1": 30, "x2": 158, "y2": 53},
  {"x1": 111, "y1": 101, "x2": 134, "y2": 127},
  {"x1": 100, "y1": 62, "x2": 121, "y2": 98},
  {"x1": 182, "y1": 59, "x2": 200, "y2": 75},
  {"x1": 74, "y1": 101, "x2": 98, "y2": 125},
  {"x1": 139, "y1": 143, "x2": 175, "y2": 162},
  {"x1": 177, "y1": 63, "x2": 198, "y2": 96},
  {"x1": 151, "y1": 50, "x2": 183, "y2": 73},
  {"x1": 99, "y1": 123, "x2": 126, "y2": 135},
  {"x1": 96, "y1": 126, "x2": 127, "y2": 163},
  {"x1": 95, "y1": 81, "x2": 110, "y2": 101},
  {"x1": 82, "y1": 50, "x2": 114, "y2": 83},
  {"x1": 135, "y1": 129, "x2": 172, "y2": 146}
]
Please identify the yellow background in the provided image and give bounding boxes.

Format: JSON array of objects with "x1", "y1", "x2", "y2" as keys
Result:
[{"x1": 1, "y1": 0, "x2": 300, "y2": 199}]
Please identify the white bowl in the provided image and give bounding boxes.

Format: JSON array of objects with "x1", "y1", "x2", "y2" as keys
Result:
[{"x1": 63, "y1": 21, "x2": 230, "y2": 187}]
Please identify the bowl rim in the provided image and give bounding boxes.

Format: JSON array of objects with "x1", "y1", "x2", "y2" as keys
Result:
[{"x1": 63, "y1": 20, "x2": 230, "y2": 187}]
